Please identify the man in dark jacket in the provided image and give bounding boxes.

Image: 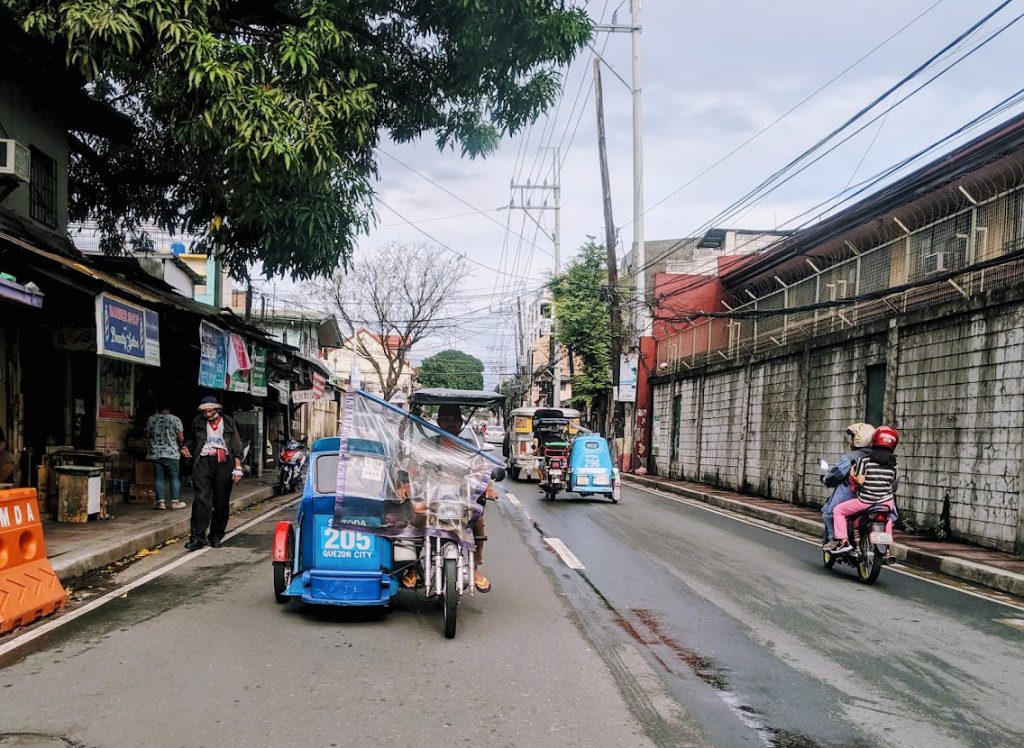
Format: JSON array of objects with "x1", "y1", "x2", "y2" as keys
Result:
[{"x1": 180, "y1": 396, "x2": 244, "y2": 550}]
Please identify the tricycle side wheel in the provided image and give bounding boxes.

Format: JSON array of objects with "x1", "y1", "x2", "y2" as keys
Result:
[
  {"x1": 273, "y1": 561, "x2": 292, "y2": 603},
  {"x1": 442, "y1": 558, "x2": 458, "y2": 639},
  {"x1": 510, "y1": 466, "x2": 521, "y2": 481}
]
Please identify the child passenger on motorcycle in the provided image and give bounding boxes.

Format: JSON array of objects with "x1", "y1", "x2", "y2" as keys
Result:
[{"x1": 827, "y1": 426, "x2": 899, "y2": 557}]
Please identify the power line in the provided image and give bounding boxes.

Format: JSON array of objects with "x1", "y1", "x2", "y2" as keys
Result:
[{"x1": 624, "y1": 0, "x2": 1024, "y2": 283}]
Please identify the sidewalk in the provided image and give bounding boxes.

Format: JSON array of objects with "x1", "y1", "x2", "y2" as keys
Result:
[
  {"x1": 41, "y1": 478, "x2": 280, "y2": 582},
  {"x1": 623, "y1": 474, "x2": 1024, "y2": 599}
]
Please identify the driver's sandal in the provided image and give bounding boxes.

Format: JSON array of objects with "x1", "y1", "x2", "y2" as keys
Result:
[{"x1": 474, "y1": 571, "x2": 491, "y2": 593}]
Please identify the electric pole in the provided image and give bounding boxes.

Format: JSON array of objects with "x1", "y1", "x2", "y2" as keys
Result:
[
  {"x1": 511, "y1": 148, "x2": 562, "y2": 407},
  {"x1": 594, "y1": 58, "x2": 622, "y2": 438}
]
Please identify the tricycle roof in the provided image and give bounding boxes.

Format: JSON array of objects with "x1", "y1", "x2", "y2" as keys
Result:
[{"x1": 410, "y1": 388, "x2": 505, "y2": 407}]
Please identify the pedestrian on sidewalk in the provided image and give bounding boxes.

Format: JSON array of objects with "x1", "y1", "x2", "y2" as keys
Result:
[
  {"x1": 146, "y1": 403, "x2": 186, "y2": 510},
  {"x1": 819, "y1": 422, "x2": 874, "y2": 546},
  {"x1": 180, "y1": 396, "x2": 243, "y2": 551}
]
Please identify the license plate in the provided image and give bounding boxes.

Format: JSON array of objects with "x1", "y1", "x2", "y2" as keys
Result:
[
  {"x1": 550, "y1": 470, "x2": 562, "y2": 477},
  {"x1": 592, "y1": 475, "x2": 609, "y2": 485},
  {"x1": 869, "y1": 532, "x2": 892, "y2": 545}
]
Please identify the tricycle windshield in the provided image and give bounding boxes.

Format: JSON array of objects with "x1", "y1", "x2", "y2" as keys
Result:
[{"x1": 331, "y1": 390, "x2": 502, "y2": 542}]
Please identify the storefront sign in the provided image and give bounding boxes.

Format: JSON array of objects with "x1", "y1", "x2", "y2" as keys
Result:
[
  {"x1": 616, "y1": 353, "x2": 639, "y2": 403},
  {"x1": 144, "y1": 310, "x2": 161, "y2": 366},
  {"x1": 250, "y1": 347, "x2": 268, "y2": 397},
  {"x1": 228, "y1": 334, "x2": 252, "y2": 392},
  {"x1": 97, "y1": 357, "x2": 134, "y2": 421},
  {"x1": 96, "y1": 293, "x2": 160, "y2": 366},
  {"x1": 292, "y1": 389, "x2": 319, "y2": 403},
  {"x1": 198, "y1": 321, "x2": 228, "y2": 389}
]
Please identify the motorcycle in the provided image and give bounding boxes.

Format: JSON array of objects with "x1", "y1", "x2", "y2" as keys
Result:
[
  {"x1": 276, "y1": 438, "x2": 307, "y2": 495},
  {"x1": 819, "y1": 457, "x2": 895, "y2": 584}
]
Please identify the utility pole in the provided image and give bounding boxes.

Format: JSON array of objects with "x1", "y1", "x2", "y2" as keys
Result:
[
  {"x1": 594, "y1": 58, "x2": 622, "y2": 438},
  {"x1": 631, "y1": 0, "x2": 646, "y2": 335},
  {"x1": 511, "y1": 148, "x2": 562, "y2": 407}
]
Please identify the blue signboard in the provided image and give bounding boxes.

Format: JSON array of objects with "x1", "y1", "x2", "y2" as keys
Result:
[
  {"x1": 95, "y1": 293, "x2": 159, "y2": 366},
  {"x1": 198, "y1": 321, "x2": 228, "y2": 389}
]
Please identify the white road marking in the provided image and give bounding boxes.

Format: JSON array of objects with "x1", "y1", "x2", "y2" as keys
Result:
[
  {"x1": 505, "y1": 493, "x2": 522, "y2": 509},
  {"x1": 627, "y1": 482, "x2": 1024, "y2": 614},
  {"x1": 994, "y1": 618, "x2": 1024, "y2": 633},
  {"x1": 0, "y1": 497, "x2": 302, "y2": 659},
  {"x1": 545, "y1": 537, "x2": 586, "y2": 570}
]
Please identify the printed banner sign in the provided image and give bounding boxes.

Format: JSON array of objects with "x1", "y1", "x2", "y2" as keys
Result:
[
  {"x1": 616, "y1": 353, "x2": 639, "y2": 403},
  {"x1": 250, "y1": 347, "x2": 268, "y2": 397},
  {"x1": 228, "y1": 334, "x2": 252, "y2": 392},
  {"x1": 96, "y1": 293, "x2": 160, "y2": 366},
  {"x1": 97, "y1": 357, "x2": 134, "y2": 421},
  {"x1": 198, "y1": 321, "x2": 228, "y2": 389}
]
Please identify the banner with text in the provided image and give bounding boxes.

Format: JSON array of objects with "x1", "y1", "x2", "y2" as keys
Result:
[
  {"x1": 95, "y1": 293, "x2": 160, "y2": 366},
  {"x1": 198, "y1": 321, "x2": 228, "y2": 389},
  {"x1": 250, "y1": 347, "x2": 268, "y2": 397}
]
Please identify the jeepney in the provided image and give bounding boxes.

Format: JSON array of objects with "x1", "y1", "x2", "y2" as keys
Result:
[{"x1": 505, "y1": 406, "x2": 581, "y2": 480}]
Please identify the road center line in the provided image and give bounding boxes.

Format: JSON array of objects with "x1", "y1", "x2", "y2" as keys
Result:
[
  {"x1": 545, "y1": 537, "x2": 586, "y2": 570},
  {"x1": 0, "y1": 497, "x2": 301, "y2": 660},
  {"x1": 628, "y1": 482, "x2": 1024, "y2": 614}
]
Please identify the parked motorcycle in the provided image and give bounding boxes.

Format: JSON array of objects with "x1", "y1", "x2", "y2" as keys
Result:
[
  {"x1": 276, "y1": 438, "x2": 307, "y2": 495},
  {"x1": 822, "y1": 504, "x2": 894, "y2": 585}
]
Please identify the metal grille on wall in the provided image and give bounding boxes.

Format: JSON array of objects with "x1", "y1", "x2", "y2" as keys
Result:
[{"x1": 656, "y1": 183, "x2": 1024, "y2": 369}]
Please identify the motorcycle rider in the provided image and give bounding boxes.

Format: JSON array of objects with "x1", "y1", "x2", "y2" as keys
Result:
[
  {"x1": 436, "y1": 403, "x2": 496, "y2": 593},
  {"x1": 820, "y1": 423, "x2": 874, "y2": 547},
  {"x1": 829, "y1": 426, "x2": 899, "y2": 557}
]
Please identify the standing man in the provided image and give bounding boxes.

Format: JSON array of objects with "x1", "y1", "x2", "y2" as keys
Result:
[
  {"x1": 146, "y1": 403, "x2": 186, "y2": 510},
  {"x1": 181, "y1": 396, "x2": 243, "y2": 550}
]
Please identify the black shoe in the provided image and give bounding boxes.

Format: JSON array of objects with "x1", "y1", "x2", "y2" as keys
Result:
[
  {"x1": 209, "y1": 538, "x2": 223, "y2": 548},
  {"x1": 184, "y1": 539, "x2": 205, "y2": 551}
]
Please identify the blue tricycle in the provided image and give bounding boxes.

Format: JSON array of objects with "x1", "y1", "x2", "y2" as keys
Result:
[
  {"x1": 272, "y1": 389, "x2": 504, "y2": 638},
  {"x1": 566, "y1": 433, "x2": 621, "y2": 503}
]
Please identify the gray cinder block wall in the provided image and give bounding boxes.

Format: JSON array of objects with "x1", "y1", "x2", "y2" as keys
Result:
[{"x1": 651, "y1": 288, "x2": 1024, "y2": 555}]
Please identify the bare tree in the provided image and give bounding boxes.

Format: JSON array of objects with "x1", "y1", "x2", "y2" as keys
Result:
[{"x1": 317, "y1": 242, "x2": 469, "y2": 400}]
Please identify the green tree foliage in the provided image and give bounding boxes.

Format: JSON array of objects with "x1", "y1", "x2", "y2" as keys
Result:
[
  {"x1": 549, "y1": 240, "x2": 610, "y2": 406},
  {"x1": 419, "y1": 349, "x2": 484, "y2": 391},
  {"x1": 9, "y1": 0, "x2": 590, "y2": 277}
]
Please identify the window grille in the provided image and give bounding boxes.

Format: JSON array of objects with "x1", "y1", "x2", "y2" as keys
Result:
[{"x1": 30, "y1": 148, "x2": 57, "y2": 228}]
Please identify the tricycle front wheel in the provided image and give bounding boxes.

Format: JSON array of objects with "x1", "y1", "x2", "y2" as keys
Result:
[{"x1": 442, "y1": 558, "x2": 458, "y2": 639}]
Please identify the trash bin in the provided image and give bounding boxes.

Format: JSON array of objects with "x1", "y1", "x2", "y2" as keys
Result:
[{"x1": 55, "y1": 465, "x2": 103, "y2": 523}]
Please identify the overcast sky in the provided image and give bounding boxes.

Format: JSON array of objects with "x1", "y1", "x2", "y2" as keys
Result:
[{"x1": 267, "y1": 0, "x2": 1024, "y2": 388}]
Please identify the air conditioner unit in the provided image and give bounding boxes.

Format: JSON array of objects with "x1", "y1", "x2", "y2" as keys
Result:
[
  {"x1": 0, "y1": 139, "x2": 31, "y2": 182},
  {"x1": 924, "y1": 252, "x2": 946, "y2": 274}
]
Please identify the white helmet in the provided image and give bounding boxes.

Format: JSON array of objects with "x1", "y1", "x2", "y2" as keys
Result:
[{"x1": 845, "y1": 422, "x2": 875, "y2": 448}]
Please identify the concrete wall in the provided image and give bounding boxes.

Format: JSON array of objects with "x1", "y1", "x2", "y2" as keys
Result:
[
  {"x1": 650, "y1": 289, "x2": 1024, "y2": 554},
  {"x1": 0, "y1": 80, "x2": 70, "y2": 234}
]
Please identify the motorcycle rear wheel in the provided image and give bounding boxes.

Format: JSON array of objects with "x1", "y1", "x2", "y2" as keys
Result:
[
  {"x1": 442, "y1": 558, "x2": 458, "y2": 639},
  {"x1": 856, "y1": 535, "x2": 882, "y2": 584}
]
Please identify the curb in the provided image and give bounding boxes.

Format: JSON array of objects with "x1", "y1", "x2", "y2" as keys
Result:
[
  {"x1": 51, "y1": 484, "x2": 279, "y2": 583},
  {"x1": 623, "y1": 475, "x2": 1024, "y2": 599}
]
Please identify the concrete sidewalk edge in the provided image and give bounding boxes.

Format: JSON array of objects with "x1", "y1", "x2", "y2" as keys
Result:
[
  {"x1": 51, "y1": 484, "x2": 279, "y2": 583},
  {"x1": 624, "y1": 474, "x2": 1024, "y2": 599}
]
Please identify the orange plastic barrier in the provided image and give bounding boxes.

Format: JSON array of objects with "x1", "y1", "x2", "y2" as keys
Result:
[{"x1": 0, "y1": 488, "x2": 66, "y2": 635}]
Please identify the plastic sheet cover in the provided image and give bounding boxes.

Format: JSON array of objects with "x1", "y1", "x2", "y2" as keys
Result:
[{"x1": 332, "y1": 390, "x2": 502, "y2": 545}]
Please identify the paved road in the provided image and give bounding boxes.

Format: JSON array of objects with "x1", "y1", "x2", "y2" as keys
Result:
[
  {"x1": 0, "y1": 498, "x2": 694, "y2": 748},
  {"x1": 503, "y1": 478, "x2": 1024, "y2": 748}
]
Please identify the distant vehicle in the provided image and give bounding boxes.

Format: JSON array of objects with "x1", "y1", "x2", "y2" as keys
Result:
[
  {"x1": 483, "y1": 426, "x2": 505, "y2": 446},
  {"x1": 506, "y1": 406, "x2": 581, "y2": 480},
  {"x1": 460, "y1": 426, "x2": 496, "y2": 453}
]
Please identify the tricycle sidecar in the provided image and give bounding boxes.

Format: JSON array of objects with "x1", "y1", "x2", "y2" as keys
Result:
[{"x1": 272, "y1": 436, "x2": 399, "y2": 606}]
